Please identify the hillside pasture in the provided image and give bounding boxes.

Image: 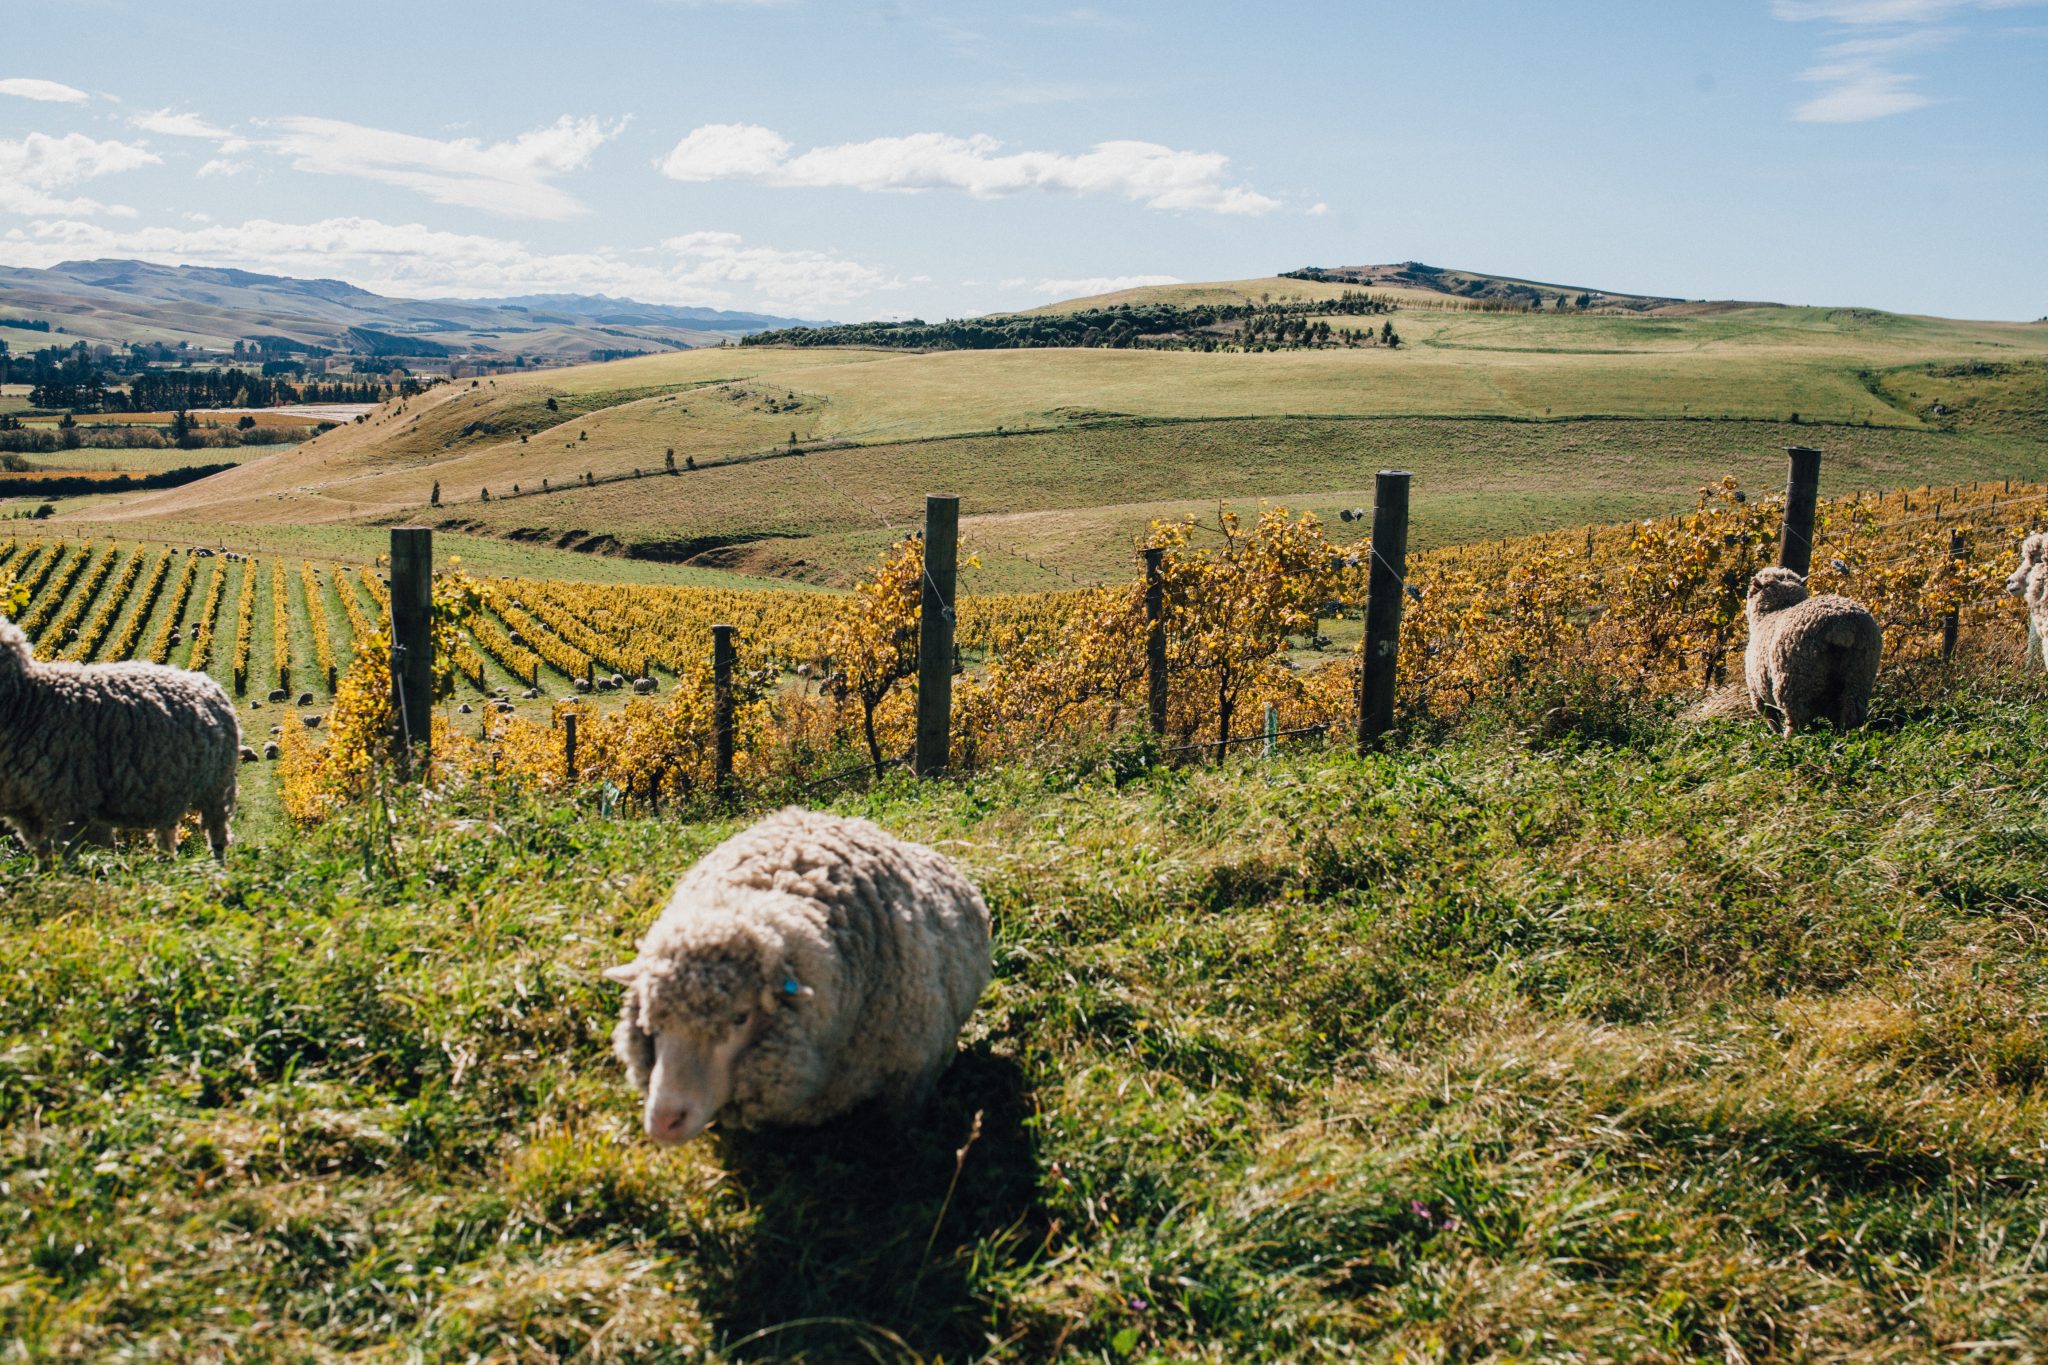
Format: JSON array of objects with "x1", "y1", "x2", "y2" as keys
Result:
[{"x1": 52, "y1": 284, "x2": 2048, "y2": 589}]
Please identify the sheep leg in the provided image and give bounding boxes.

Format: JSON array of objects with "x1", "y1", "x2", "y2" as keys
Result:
[
  {"x1": 156, "y1": 822, "x2": 181, "y2": 856},
  {"x1": 201, "y1": 798, "x2": 233, "y2": 862},
  {"x1": 8, "y1": 815, "x2": 54, "y2": 871}
]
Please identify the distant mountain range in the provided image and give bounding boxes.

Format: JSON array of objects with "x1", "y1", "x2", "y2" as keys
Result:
[{"x1": 0, "y1": 259, "x2": 819, "y2": 362}]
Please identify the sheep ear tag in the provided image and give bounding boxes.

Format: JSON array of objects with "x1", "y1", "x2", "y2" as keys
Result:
[
  {"x1": 603, "y1": 962, "x2": 645, "y2": 984},
  {"x1": 777, "y1": 975, "x2": 814, "y2": 1003}
]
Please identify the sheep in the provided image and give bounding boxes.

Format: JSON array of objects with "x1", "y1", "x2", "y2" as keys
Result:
[
  {"x1": 0, "y1": 613, "x2": 240, "y2": 862},
  {"x1": 2006, "y1": 532, "x2": 2048, "y2": 672},
  {"x1": 606, "y1": 807, "x2": 992, "y2": 1145},
  {"x1": 1743, "y1": 566, "x2": 1882, "y2": 736}
]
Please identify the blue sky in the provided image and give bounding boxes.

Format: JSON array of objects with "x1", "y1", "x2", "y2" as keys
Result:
[{"x1": 1, "y1": 0, "x2": 2042, "y2": 320}]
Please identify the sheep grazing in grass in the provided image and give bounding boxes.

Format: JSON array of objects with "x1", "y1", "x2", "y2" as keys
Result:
[
  {"x1": 2006, "y1": 532, "x2": 2048, "y2": 671},
  {"x1": 1744, "y1": 567, "x2": 1882, "y2": 736},
  {"x1": 606, "y1": 807, "x2": 992, "y2": 1145},
  {"x1": 0, "y1": 613, "x2": 240, "y2": 862}
]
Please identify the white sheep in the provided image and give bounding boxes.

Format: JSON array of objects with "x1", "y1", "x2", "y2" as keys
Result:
[
  {"x1": 0, "y1": 613, "x2": 240, "y2": 862},
  {"x1": 606, "y1": 807, "x2": 992, "y2": 1145},
  {"x1": 1744, "y1": 566, "x2": 1883, "y2": 736},
  {"x1": 2006, "y1": 532, "x2": 2048, "y2": 671}
]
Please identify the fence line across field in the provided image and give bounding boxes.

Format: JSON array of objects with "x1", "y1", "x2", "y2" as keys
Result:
[{"x1": 338, "y1": 445, "x2": 2048, "y2": 803}]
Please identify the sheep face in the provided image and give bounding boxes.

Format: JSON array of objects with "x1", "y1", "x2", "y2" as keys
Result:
[
  {"x1": 1747, "y1": 567, "x2": 1809, "y2": 619},
  {"x1": 606, "y1": 945, "x2": 811, "y2": 1145},
  {"x1": 2008, "y1": 533, "x2": 2046, "y2": 597}
]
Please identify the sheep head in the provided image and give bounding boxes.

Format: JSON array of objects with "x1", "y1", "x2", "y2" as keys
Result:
[
  {"x1": 1747, "y1": 567, "x2": 1809, "y2": 620},
  {"x1": 605, "y1": 937, "x2": 811, "y2": 1145},
  {"x1": 2008, "y1": 533, "x2": 2047, "y2": 598}
]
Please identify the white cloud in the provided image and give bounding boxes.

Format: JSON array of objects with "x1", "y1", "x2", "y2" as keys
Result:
[
  {"x1": 1030, "y1": 274, "x2": 1182, "y2": 297},
  {"x1": 1793, "y1": 30, "x2": 1951, "y2": 119},
  {"x1": 1772, "y1": 0, "x2": 2020, "y2": 21},
  {"x1": 0, "y1": 132, "x2": 159, "y2": 215},
  {"x1": 660, "y1": 123, "x2": 1280, "y2": 215},
  {"x1": 130, "y1": 108, "x2": 241, "y2": 142},
  {"x1": 1774, "y1": 0, "x2": 2039, "y2": 120},
  {"x1": 0, "y1": 77, "x2": 90, "y2": 104},
  {"x1": 1306, "y1": 201, "x2": 1330, "y2": 216},
  {"x1": 255, "y1": 114, "x2": 626, "y2": 218},
  {"x1": 662, "y1": 230, "x2": 896, "y2": 308},
  {"x1": 197, "y1": 158, "x2": 248, "y2": 178},
  {"x1": 0, "y1": 215, "x2": 891, "y2": 314}
]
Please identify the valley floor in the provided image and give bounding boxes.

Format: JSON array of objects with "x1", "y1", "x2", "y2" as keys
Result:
[{"x1": 3, "y1": 677, "x2": 2046, "y2": 1359}]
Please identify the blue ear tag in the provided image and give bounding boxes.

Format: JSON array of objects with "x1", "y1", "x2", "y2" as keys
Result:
[{"x1": 782, "y1": 977, "x2": 802, "y2": 997}]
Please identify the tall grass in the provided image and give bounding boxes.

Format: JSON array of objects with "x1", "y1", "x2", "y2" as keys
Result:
[{"x1": 1, "y1": 677, "x2": 2044, "y2": 1359}]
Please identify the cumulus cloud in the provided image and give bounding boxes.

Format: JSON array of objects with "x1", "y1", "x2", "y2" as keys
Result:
[
  {"x1": 197, "y1": 158, "x2": 248, "y2": 178},
  {"x1": 1026, "y1": 274, "x2": 1182, "y2": 297},
  {"x1": 659, "y1": 123, "x2": 1280, "y2": 215},
  {"x1": 0, "y1": 132, "x2": 159, "y2": 216},
  {"x1": 0, "y1": 216, "x2": 894, "y2": 313},
  {"x1": 0, "y1": 77, "x2": 90, "y2": 103},
  {"x1": 662, "y1": 230, "x2": 896, "y2": 307},
  {"x1": 1306, "y1": 201, "x2": 1330, "y2": 216}
]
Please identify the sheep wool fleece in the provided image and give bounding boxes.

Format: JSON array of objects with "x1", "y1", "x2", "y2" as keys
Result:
[
  {"x1": 616, "y1": 807, "x2": 992, "y2": 1129},
  {"x1": 0, "y1": 614, "x2": 240, "y2": 851}
]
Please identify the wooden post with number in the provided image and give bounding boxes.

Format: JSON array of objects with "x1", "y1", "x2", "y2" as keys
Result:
[
  {"x1": 1144, "y1": 546, "x2": 1167, "y2": 736},
  {"x1": 914, "y1": 495, "x2": 959, "y2": 778},
  {"x1": 388, "y1": 527, "x2": 433, "y2": 773},
  {"x1": 1358, "y1": 470, "x2": 1411, "y2": 752},
  {"x1": 1780, "y1": 446, "x2": 1822, "y2": 577}
]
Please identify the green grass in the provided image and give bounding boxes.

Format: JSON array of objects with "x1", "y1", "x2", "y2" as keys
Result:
[
  {"x1": 3, "y1": 677, "x2": 2045, "y2": 1359},
  {"x1": 445, "y1": 415, "x2": 2041, "y2": 590},
  {"x1": 59, "y1": 286, "x2": 2048, "y2": 586}
]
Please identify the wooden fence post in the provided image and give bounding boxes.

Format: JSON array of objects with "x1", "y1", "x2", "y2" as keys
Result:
[
  {"x1": 1358, "y1": 469, "x2": 1412, "y2": 752},
  {"x1": 388, "y1": 527, "x2": 433, "y2": 773},
  {"x1": 914, "y1": 494, "x2": 959, "y2": 778},
  {"x1": 712, "y1": 623, "x2": 737, "y2": 802},
  {"x1": 1780, "y1": 446, "x2": 1822, "y2": 577},
  {"x1": 1144, "y1": 546, "x2": 1167, "y2": 736},
  {"x1": 563, "y1": 710, "x2": 578, "y2": 784},
  {"x1": 1941, "y1": 529, "x2": 1963, "y2": 663}
]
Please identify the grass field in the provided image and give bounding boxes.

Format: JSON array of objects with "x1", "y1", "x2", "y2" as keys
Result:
[
  {"x1": 35, "y1": 280, "x2": 2048, "y2": 588},
  {"x1": 2, "y1": 675, "x2": 2044, "y2": 1359}
]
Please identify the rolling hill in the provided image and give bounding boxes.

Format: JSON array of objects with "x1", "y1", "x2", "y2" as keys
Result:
[
  {"x1": 0, "y1": 259, "x2": 814, "y2": 362},
  {"x1": 51, "y1": 269, "x2": 2048, "y2": 590}
]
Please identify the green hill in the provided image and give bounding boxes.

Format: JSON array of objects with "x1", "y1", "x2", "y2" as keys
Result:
[{"x1": 68, "y1": 272, "x2": 2048, "y2": 589}]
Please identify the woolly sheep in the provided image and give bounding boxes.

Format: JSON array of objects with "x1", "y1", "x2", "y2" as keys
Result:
[
  {"x1": 0, "y1": 613, "x2": 240, "y2": 861},
  {"x1": 1744, "y1": 566, "x2": 1882, "y2": 736},
  {"x1": 2006, "y1": 532, "x2": 2048, "y2": 672},
  {"x1": 606, "y1": 807, "x2": 992, "y2": 1145}
]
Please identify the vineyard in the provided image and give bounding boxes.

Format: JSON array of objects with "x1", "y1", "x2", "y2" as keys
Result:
[{"x1": 3, "y1": 473, "x2": 2043, "y2": 822}]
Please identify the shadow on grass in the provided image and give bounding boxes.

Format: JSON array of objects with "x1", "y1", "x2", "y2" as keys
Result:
[{"x1": 705, "y1": 1044, "x2": 1045, "y2": 1363}]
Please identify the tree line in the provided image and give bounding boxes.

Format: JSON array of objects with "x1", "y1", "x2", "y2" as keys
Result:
[
  {"x1": 740, "y1": 292, "x2": 1398, "y2": 353},
  {"x1": 2, "y1": 341, "x2": 418, "y2": 412}
]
